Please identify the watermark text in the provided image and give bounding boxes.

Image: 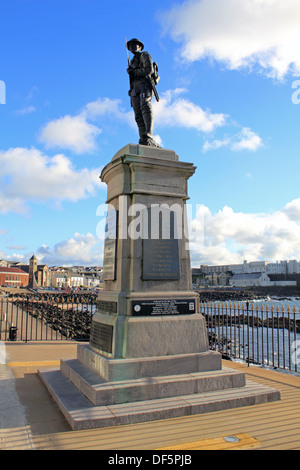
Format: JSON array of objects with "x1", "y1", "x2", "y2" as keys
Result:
[
  {"x1": 96, "y1": 197, "x2": 205, "y2": 251},
  {"x1": 0, "y1": 80, "x2": 6, "y2": 104},
  {"x1": 291, "y1": 80, "x2": 300, "y2": 104}
]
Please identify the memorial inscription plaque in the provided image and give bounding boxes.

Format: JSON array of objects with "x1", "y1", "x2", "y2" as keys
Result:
[
  {"x1": 102, "y1": 209, "x2": 118, "y2": 281},
  {"x1": 142, "y1": 238, "x2": 180, "y2": 280},
  {"x1": 97, "y1": 300, "x2": 118, "y2": 314},
  {"x1": 90, "y1": 322, "x2": 113, "y2": 353},
  {"x1": 132, "y1": 298, "x2": 195, "y2": 316},
  {"x1": 142, "y1": 206, "x2": 180, "y2": 280}
]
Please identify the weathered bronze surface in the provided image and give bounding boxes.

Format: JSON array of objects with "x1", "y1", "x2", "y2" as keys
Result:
[
  {"x1": 90, "y1": 322, "x2": 113, "y2": 353},
  {"x1": 142, "y1": 238, "x2": 180, "y2": 280},
  {"x1": 126, "y1": 38, "x2": 160, "y2": 148}
]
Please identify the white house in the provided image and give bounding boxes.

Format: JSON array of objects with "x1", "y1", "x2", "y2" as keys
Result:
[
  {"x1": 68, "y1": 273, "x2": 85, "y2": 287},
  {"x1": 84, "y1": 274, "x2": 101, "y2": 288},
  {"x1": 229, "y1": 272, "x2": 271, "y2": 287},
  {"x1": 229, "y1": 272, "x2": 297, "y2": 287},
  {"x1": 51, "y1": 272, "x2": 69, "y2": 288}
]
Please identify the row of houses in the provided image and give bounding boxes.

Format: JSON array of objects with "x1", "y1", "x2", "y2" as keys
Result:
[
  {"x1": 200, "y1": 259, "x2": 300, "y2": 275},
  {"x1": 192, "y1": 269, "x2": 297, "y2": 288},
  {"x1": 0, "y1": 256, "x2": 103, "y2": 289}
]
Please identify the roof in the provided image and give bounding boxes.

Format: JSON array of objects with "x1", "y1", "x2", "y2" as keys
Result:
[
  {"x1": 0, "y1": 267, "x2": 28, "y2": 274},
  {"x1": 230, "y1": 273, "x2": 267, "y2": 280}
]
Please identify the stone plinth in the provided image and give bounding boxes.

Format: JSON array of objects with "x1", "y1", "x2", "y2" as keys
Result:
[
  {"x1": 90, "y1": 144, "x2": 209, "y2": 360},
  {"x1": 39, "y1": 144, "x2": 280, "y2": 430}
]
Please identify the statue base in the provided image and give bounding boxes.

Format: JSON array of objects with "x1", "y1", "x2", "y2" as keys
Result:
[
  {"x1": 39, "y1": 144, "x2": 280, "y2": 430},
  {"x1": 39, "y1": 344, "x2": 280, "y2": 430}
]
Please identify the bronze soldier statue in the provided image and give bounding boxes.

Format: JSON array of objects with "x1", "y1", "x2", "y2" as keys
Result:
[{"x1": 126, "y1": 38, "x2": 160, "y2": 147}]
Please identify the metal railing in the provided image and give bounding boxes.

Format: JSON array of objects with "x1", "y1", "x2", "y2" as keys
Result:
[
  {"x1": 201, "y1": 301, "x2": 300, "y2": 373},
  {"x1": 1, "y1": 293, "x2": 299, "y2": 373},
  {"x1": 0, "y1": 293, "x2": 97, "y2": 342}
]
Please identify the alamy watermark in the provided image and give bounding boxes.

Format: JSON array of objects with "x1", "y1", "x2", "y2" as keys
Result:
[
  {"x1": 0, "y1": 80, "x2": 6, "y2": 104},
  {"x1": 291, "y1": 80, "x2": 300, "y2": 104},
  {"x1": 96, "y1": 196, "x2": 205, "y2": 250}
]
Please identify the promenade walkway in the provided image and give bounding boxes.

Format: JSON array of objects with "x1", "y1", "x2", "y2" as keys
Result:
[{"x1": 0, "y1": 341, "x2": 299, "y2": 450}]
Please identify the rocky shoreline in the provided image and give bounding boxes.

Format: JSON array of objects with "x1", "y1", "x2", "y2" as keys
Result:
[
  {"x1": 196, "y1": 288, "x2": 300, "y2": 302},
  {"x1": 204, "y1": 312, "x2": 300, "y2": 333},
  {"x1": 197, "y1": 289, "x2": 264, "y2": 302}
]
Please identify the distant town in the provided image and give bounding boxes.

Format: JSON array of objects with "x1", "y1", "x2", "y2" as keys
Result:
[
  {"x1": 0, "y1": 255, "x2": 103, "y2": 292},
  {"x1": 192, "y1": 259, "x2": 300, "y2": 288},
  {"x1": 1, "y1": 256, "x2": 300, "y2": 292}
]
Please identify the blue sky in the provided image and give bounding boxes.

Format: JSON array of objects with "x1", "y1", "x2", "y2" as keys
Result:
[{"x1": 1, "y1": 0, "x2": 300, "y2": 267}]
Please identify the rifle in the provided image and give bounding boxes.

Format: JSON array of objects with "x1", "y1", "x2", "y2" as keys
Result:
[{"x1": 126, "y1": 38, "x2": 133, "y2": 98}]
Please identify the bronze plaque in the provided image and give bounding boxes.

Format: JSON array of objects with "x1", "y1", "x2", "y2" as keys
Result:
[
  {"x1": 142, "y1": 238, "x2": 180, "y2": 280},
  {"x1": 97, "y1": 300, "x2": 117, "y2": 314},
  {"x1": 90, "y1": 322, "x2": 113, "y2": 353},
  {"x1": 142, "y1": 206, "x2": 180, "y2": 280},
  {"x1": 132, "y1": 299, "x2": 196, "y2": 316}
]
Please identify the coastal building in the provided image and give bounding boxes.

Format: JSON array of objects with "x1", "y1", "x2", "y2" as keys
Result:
[
  {"x1": 50, "y1": 272, "x2": 69, "y2": 289},
  {"x1": 229, "y1": 272, "x2": 271, "y2": 287},
  {"x1": 68, "y1": 273, "x2": 85, "y2": 287},
  {"x1": 17, "y1": 255, "x2": 51, "y2": 288},
  {"x1": 201, "y1": 259, "x2": 300, "y2": 276},
  {"x1": 84, "y1": 273, "x2": 101, "y2": 288},
  {"x1": 50, "y1": 271, "x2": 92, "y2": 288},
  {"x1": 0, "y1": 267, "x2": 29, "y2": 287},
  {"x1": 229, "y1": 272, "x2": 297, "y2": 288}
]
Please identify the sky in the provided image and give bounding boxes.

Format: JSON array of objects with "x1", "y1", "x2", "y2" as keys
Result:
[{"x1": 1, "y1": 0, "x2": 300, "y2": 267}]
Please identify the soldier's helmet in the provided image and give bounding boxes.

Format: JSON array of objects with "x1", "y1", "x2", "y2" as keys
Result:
[{"x1": 126, "y1": 38, "x2": 144, "y2": 51}]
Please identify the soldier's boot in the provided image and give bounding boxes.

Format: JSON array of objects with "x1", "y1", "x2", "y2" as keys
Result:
[{"x1": 140, "y1": 102, "x2": 160, "y2": 147}]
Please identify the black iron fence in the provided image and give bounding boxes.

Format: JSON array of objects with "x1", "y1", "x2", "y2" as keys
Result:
[
  {"x1": 201, "y1": 301, "x2": 300, "y2": 373},
  {"x1": 1, "y1": 293, "x2": 299, "y2": 373},
  {"x1": 0, "y1": 293, "x2": 96, "y2": 342}
]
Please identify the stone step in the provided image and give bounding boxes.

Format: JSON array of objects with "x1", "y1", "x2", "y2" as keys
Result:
[
  {"x1": 39, "y1": 368, "x2": 281, "y2": 431},
  {"x1": 77, "y1": 344, "x2": 222, "y2": 381},
  {"x1": 60, "y1": 358, "x2": 246, "y2": 406}
]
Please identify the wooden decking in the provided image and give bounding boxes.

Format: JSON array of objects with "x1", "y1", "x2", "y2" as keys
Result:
[
  {"x1": 2, "y1": 342, "x2": 300, "y2": 450},
  {"x1": 32, "y1": 362, "x2": 300, "y2": 450}
]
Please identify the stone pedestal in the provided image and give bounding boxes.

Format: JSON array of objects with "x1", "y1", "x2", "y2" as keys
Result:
[
  {"x1": 90, "y1": 144, "x2": 209, "y2": 363},
  {"x1": 39, "y1": 144, "x2": 280, "y2": 430}
]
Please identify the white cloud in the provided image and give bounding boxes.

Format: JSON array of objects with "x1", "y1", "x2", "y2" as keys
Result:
[
  {"x1": 82, "y1": 97, "x2": 132, "y2": 123},
  {"x1": 14, "y1": 106, "x2": 37, "y2": 116},
  {"x1": 163, "y1": 0, "x2": 300, "y2": 79},
  {"x1": 38, "y1": 98, "x2": 134, "y2": 154},
  {"x1": 36, "y1": 233, "x2": 103, "y2": 266},
  {"x1": 28, "y1": 197, "x2": 300, "y2": 267},
  {"x1": 189, "y1": 199, "x2": 300, "y2": 265},
  {"x1": 231, "y1": 127, "x2": 263, "y2": 151},
  {"x1": 39, "y1": 114, "x2": 102, "y2": 154},
  {"x1": 0, "y1": 147, "x2": 103, "y2": 213},
  {"x1": 153, "y1": 88, "x2": 226, "y2": 132},
  {"x1": 203, "y1": 127, "x2": 263, "y2": 152},
  {"x1": 0, "y1": 194, "x2": 27, "y2": 214},
  {"x1": 37, "y1": 93, "x2": 260, "y2": 155},
  {"x1": 0, "y1": 248, "x2": 26, "y2": 262},
  {"x1": 282, "y1": 198, "x2": 300, "y2": 222}
]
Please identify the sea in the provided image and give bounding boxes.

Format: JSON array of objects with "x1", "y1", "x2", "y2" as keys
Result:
[{"x1": 202, "y1": 296, "x2": 300, "y2": 375}]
